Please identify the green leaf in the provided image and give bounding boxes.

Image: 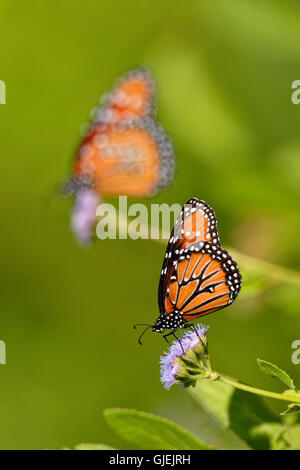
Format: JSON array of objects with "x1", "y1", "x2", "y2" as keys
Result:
[
  {"x1": 249, "y1": 423, "x2": 286, "y2": 450},
  {"x1": 74, "y1": 443, "x2": 116, "y2": 450},
  {"x1": 188, "y1": 377, "x2": 279, "y2": 449},
  {"x1": 281, "y1": 404, "x2": 300, "y2": 416},
  {"x1": 257, "y1": 359, "x2": 295, "y2": 390},
  {"x1": 250, "y1": 423, "x2": 300, "y2": 450},
  {"x1": 104, "y1": 408, "x2": 214, "y2": 450},
  {"x1": 283, "y1": 424, "x2": 300, "y2": 449}
]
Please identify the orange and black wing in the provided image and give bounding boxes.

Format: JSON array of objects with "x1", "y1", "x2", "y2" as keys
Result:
[
  {"x1": 158, "y1": 198, "x2": 220, "y2": 313},
  {"x1": 96, "y1": 68, "x2": 155, "y2": 124},
  {"x1": 173, "y1": 198, "x2": 220, "y2": 250},
  {"x1": 164, "y1": 242, "x2": 241, "y2": 322},
  {"x1": 158, "y1": 198, "x2": 241, "y2": 327},
  {"x1": 74, "y1": 118, "x2": 174, "y2": 197},
  {"x1": 63, "y1": 68, "x2": 174, "y2": 198}
]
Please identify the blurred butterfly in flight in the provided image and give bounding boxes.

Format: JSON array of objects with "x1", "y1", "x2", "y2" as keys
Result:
[
  {"x1": 135, "y1": 198, "x2": 242, "y2": 346},
  {"x1": 61, "y1": 67, "x2": 175, "y2": 243}
]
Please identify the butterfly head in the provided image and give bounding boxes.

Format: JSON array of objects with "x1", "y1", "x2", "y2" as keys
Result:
[{"x1": 134, "y1": 314, "x2": 185, "y2": 345}]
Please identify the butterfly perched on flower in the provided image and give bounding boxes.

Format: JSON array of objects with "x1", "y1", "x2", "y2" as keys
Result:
[
  {"x1": 61, "y1": 67, "x2": 175, "y2": 242},
  {"x1": 135, "y1": 198, "x2": 242, "y2": 344}
]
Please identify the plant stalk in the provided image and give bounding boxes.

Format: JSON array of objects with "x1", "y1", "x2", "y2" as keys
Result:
[{"x1": 218, "y1": 375, "x2": 300, "y2": 404}]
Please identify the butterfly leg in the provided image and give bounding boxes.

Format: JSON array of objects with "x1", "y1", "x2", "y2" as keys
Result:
[
  {"x1": 172, "y1": 331, "x2": 184, "y2": 354},
  {"x1": 163, "y1": 335, "x2": 182, "y2": 353},
  {"x1": 163, "y1": 334, "x2": 171, "y2": 346},
  {"x1": 184, "y1": 323, "x2": 205, "y2": 347},
  {"x1": 163, "y1": 330, "x2": 184, "y2": 354},
  {"x1": 183, "y1": 323, "x2": 196, "y2": 335},
  {"x1": 191, "y1": 323, "x2": 201, "y2": 340}
]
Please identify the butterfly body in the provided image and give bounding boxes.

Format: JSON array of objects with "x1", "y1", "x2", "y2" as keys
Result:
[
  {"x1": 135, "y1": 198, "x2": 241, "y2": 344},
  {"x1": 65, "y1": 67, "x2": 174, "y2": 198},
  {"x1": 62, "y1": 67, "x2": 175, "y2": 242}
]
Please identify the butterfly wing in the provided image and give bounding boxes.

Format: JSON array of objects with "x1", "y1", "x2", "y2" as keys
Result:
[
  {"x1": 67, "y1": 68, "x2": 174, "y2": 198},
  {"x1": 157, "y1": 199, "x2": 241, "y2": 328},
  {"x1": 166, "y1": 242, "x2": 241, "y2": 321},
  {"x1": 158, "y1": 198, "x2": 219, "y2": 311},
  {"x1": 74, "y1": 118, "x2": 174, "y2": 197},
  {"x1": 173, "y1": 198, "x2": 220, "y2": 250},
  {"x1": 96, "y1": 68, "x2": 155, "y2": 124}
]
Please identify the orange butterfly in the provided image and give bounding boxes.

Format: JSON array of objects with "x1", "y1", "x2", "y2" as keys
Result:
[
  {"x1": 62, "y1": 68, "x2": 175, "y2": 241},
  {"x1": 135, "y1": 198, "x2": 242, "y2": 344}
]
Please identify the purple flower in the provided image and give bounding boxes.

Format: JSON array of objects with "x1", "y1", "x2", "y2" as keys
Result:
[
  {"x1": 160, "y1": 324, "x2": 210, "y2": 390},
  {"x1": 71, "y1": 188, "x2": 99, "y2": 243}
]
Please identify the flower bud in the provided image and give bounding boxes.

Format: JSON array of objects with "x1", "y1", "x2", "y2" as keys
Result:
[{"x1": 160, "y1": 324, "x2": 213, "y2": 389}]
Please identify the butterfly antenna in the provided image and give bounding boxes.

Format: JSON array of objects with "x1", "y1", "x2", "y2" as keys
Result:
[{"x1": 133, "y1": 324, "x2": 153, "y2": 345}]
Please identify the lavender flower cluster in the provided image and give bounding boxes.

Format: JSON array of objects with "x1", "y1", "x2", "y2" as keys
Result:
[{"x1": 160, "y1": 324, "x2": 209, "y2": 389}]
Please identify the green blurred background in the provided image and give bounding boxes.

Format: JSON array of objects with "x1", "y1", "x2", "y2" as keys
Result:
[{"x1": 1, "y1": 0, "x2": 300, "y2": 449}]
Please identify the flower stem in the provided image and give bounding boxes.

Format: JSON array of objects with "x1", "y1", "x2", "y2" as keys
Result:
[{"x1": 218, "y1": 375, "x2": 300, "y2": 404}]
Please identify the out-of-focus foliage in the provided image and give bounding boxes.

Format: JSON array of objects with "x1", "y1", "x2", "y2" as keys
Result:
[
  {"x1": 187, "y1": 358, "x2": 300, "y2": 449},
  {"x1": 73, "y1": 443, "x2": 116, "y2": 450},
  {"x1": 103, "y1": 408, "x2": 213, "y2": 450},
  {"x1": 0, "y1": 0, "x2": 300, "y2": 449}
]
